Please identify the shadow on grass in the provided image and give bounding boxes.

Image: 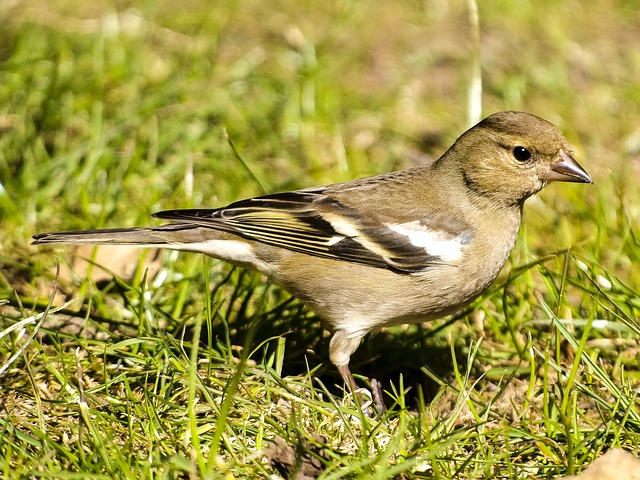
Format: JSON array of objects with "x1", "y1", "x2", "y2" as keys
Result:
[{"x1": 199, "y1": 300, "x2": 470, "y2": 409}]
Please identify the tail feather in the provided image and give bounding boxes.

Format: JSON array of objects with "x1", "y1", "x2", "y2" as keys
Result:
[
  {"x1": 32, "y1": 224, "x2": 270, "y2": 272},
  {"x1": 32, "y1": 224, "x2": 214, "y2": 246}
]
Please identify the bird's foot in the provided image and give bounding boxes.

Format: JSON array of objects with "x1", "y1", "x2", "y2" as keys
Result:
[{"x1": 370, "y1": 378, "x2": 386, "y2": 414}]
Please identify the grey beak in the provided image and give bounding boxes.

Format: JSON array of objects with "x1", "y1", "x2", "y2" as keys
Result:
[{"x1": 544, "y1": 151, "x2": 593, "y2": 184}]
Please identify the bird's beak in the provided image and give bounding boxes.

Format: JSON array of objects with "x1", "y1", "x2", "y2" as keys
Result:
[{"x1": 543, "y1": 151, "x2": 593, "y2": 184}]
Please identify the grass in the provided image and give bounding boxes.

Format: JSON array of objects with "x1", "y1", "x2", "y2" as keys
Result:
[{"x1": 1, "y1": 0, "x2": 640, "y2": 478}]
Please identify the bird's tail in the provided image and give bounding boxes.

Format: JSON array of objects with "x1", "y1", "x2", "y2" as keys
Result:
[{"x1": 32, "y1": 224, "x2": 210, "y2": 247}]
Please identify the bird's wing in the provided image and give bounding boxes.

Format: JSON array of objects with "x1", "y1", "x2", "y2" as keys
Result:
[{"x1": 153, "y1": 189, "x2": 472, "y2": 274}]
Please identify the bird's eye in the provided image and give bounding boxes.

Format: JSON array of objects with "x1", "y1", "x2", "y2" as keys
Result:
[{"x1": 513, "y1": 146, "x2": 531, "y2": 162}]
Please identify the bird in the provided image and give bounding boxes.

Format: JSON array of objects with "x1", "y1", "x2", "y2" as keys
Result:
[{"x1": 33, "y1": 111, "x2": 592, "y2": 408}]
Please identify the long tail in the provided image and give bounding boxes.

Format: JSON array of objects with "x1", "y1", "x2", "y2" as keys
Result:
[
  {"x1": 32, "y1": 224, "x2": 213, "y2": 247},
  {"x1": 33, "y1": 224, "x2": 267, "y2": 272}
]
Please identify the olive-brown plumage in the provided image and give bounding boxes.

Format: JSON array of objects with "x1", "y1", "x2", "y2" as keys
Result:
[{"x1": 33, "y1": 111, "x2": 592, "y2": 400}]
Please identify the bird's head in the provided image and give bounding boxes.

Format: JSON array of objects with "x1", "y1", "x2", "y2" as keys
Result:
[{"x1": 449, "y1": 111, "x2": 592, "y2": 207}]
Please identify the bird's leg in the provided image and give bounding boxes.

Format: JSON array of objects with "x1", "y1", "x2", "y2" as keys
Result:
[
  {"x1": 330, "y1": 330, "x2": 362, "y2": 394},
  {"x1": 338, "y1": 363, "x2": 386, "y2": 414},
  {"x1": 331, "y1": 331, "x2": 386, "y2": 414},
  {"x1": 370, "y1": 378, "x2": 385, "y2": 413},
  {"x1": 338, "y1": 364, "x2": 358, "y2": 393}
]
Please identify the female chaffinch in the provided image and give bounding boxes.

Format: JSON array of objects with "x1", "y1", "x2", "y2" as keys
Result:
[{"x1": 34, "y1": 111, "x2": 592, "y2": 407}]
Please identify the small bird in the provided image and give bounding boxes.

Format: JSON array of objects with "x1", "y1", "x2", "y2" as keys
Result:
[{"x1": 34, "y1": 111, "x2": 592, "y2": 406}]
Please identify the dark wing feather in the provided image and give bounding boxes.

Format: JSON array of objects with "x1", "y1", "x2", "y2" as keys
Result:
[{"x1": 153, "y1": 190, "x2": 448, "y2": 273}]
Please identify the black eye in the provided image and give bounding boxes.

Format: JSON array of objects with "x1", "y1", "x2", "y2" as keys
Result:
[{"x1": 513, "y1": 146, "x2": 531, "y2": 162}]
